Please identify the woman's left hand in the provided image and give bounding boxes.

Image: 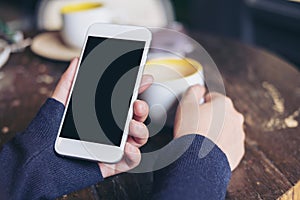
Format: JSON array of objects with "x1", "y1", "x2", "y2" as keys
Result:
[{"x1": 52, "y1": 58, "x2": 153, "y2": 178}]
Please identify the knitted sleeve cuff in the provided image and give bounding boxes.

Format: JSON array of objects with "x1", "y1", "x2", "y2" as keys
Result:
[
  {"x1": 0, "y1": 98, "x2": 103, "y2": 199},
  {"x1": 152, "y1": 134, "x2": 231, "y2": 200}
]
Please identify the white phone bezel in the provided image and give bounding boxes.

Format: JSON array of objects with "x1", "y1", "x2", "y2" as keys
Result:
[{"x1": 55, "y1": 23, "x2": 152, "y2": 163}]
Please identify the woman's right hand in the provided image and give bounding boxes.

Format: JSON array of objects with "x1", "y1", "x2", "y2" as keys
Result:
[{"x1": 174, "y1": 85, "x2": 245, "y2": 171}]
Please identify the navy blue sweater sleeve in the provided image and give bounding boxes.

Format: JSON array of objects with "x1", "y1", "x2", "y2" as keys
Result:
[
  {"x1": 0, "y1": 98, "x2": 103, "y2": 200},
  {"x1": 152, "y1": 135, "x2": 231, "y2": 200},
  {"x1": 0, "y1": 98, "x2": 231, "y2": 200}
]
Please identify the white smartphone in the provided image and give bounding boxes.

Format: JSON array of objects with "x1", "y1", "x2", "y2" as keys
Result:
[{"x1": 55, "y1": 23, "x2": 152, "y2": 163}]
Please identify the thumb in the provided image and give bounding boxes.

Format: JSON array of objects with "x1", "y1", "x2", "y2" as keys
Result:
[
  {"x1": 174, "y1": 85, "x2": 206, "y2": 138},
  {"x1": 52, "y1": 57, "x2": 79, "y2": 106}
]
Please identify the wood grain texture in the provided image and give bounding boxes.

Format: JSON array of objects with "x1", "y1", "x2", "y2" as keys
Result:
[{"x1": 278, "y1": 181, "x2": 300, "y2": 200}]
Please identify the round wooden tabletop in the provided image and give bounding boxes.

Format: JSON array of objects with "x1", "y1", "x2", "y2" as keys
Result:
[
  {"x1": 192, "y1": 33, "x2": 300, "y2": 199},
  {"x1": 0, "y1": 32, "x2": 299, "y2": 199}
]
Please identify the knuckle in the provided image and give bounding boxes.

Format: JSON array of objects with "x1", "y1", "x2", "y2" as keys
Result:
[
  {"x1": 242, "y1": 131, "x2": 246, "y2": 141},
  {"x1": 225, "y1": 97, "x2": 233, "y2": 106},
  {"x1": 239, "y1": 129, "x2": 246, "y2": 141},
  {"x1": 238, "y1": 113, "x2": 245, "y2": 123}
]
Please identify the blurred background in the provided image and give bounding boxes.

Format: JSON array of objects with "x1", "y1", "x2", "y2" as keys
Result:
[{"x1": 1, "y1": 0, "x2": 300, "y2": 68}]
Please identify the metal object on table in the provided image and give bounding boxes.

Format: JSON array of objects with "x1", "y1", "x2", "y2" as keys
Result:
[
  {"x1": 0, "y1": 20, "x2": 32, "y2": 68},
  {"x1": 0, "y1": 38, "x2": 32, "y2": 69}
]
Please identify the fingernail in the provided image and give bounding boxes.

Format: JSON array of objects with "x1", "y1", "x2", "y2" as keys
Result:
[
  {"x1": 199, "y1": 97, "x2": 205, "y2": 104},
  {"x1": 137, "y1": 101, "x2": 146, "y2": 113},
  {"x1": 141, "y1": 75, "x2": 154, "y2": 85}
]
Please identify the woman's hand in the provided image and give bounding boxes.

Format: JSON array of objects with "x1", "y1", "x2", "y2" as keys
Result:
[
  {"x1": 52, "y1": 58, "x2": 153, "y2": 178},
  {"x1": 174, "y1": 85, "x2": 245, "y2": 171}
]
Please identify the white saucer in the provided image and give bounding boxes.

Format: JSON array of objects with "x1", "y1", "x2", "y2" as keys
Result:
[{"x1": 31, "y1": 32, "x2": 81, "y2": 61}]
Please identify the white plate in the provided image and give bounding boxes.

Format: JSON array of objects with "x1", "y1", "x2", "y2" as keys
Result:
[{"x1": 31, "y1": 32, "x2": 80, "y2": 61}]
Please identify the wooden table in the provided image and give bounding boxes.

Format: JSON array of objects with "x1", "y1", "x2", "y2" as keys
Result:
[
  {"x1": 194, "y1": 34, "x2": 300, "y2": 200},
  {"x1": 0, "y1": 32, "x2": 299, "y2": 200}
]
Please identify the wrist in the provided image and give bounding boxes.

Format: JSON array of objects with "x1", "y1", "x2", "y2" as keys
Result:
[
  {"x1": 98, "y1": 163, "x2": 114, "y2": 178},
  {"x1": 174, "y1": 130, "x2": 208, "y2": 139}
]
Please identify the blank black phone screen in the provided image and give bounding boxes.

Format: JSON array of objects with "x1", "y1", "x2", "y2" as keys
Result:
[{"x1": 59, "y1": 36, "x2": 146, "y2": 146}]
